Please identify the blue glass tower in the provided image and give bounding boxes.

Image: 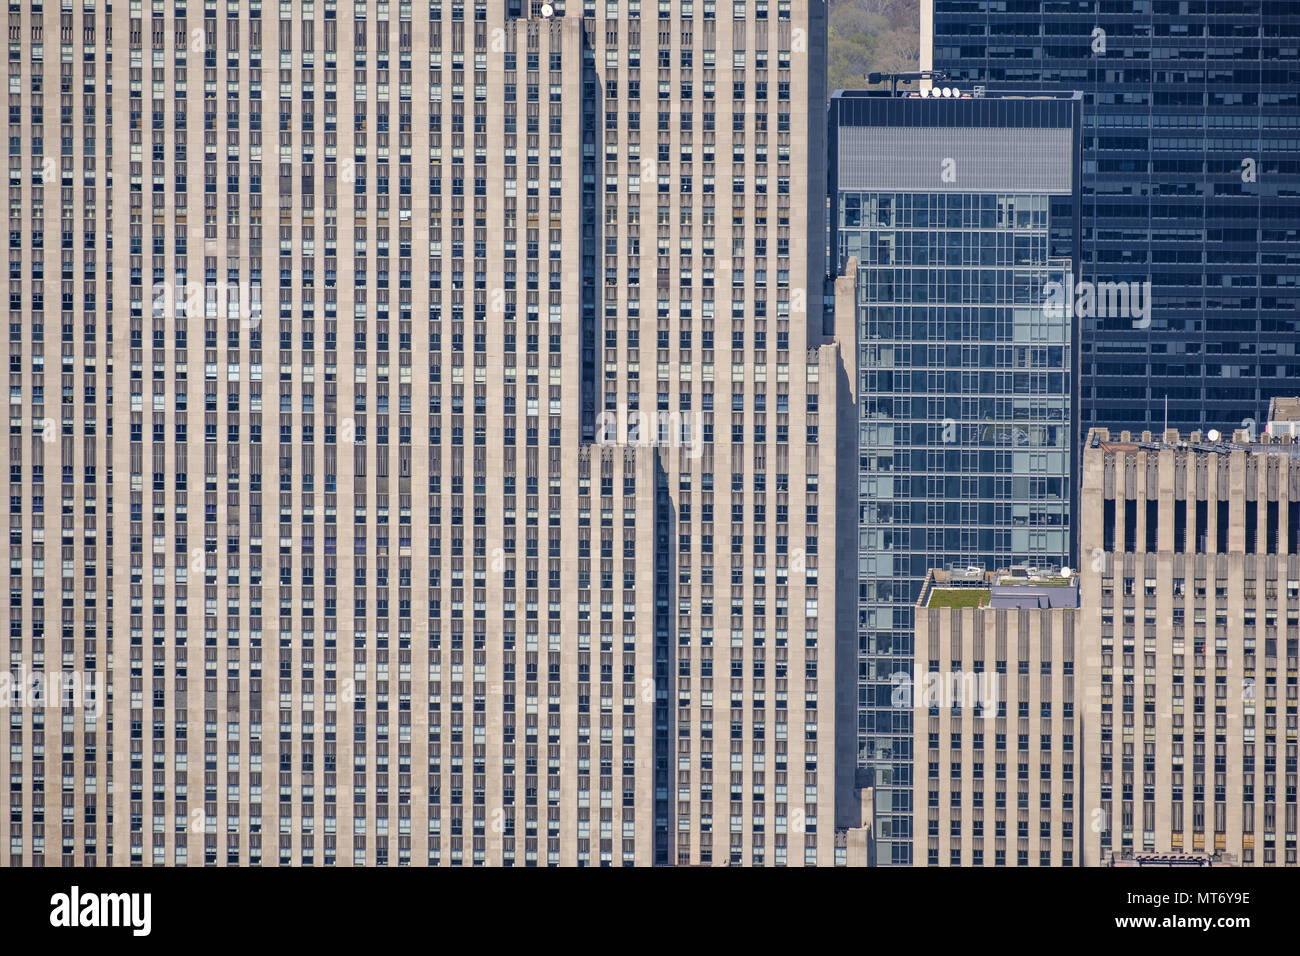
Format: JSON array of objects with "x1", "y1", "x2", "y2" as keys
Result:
[
  {"x1": 931, "y1": 0, "x2": 1300, "y2": 437},
  {"x1": 830, "y1": 88, "x2": 1082, "y2": 864}
]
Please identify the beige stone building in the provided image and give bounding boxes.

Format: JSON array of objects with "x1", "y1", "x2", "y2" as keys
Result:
[
  {"x1": 909, "y1": 424, "x2": 1300, "y2": 870},
  {"x1": 1081, "y1": 427, "x2": 1300, "y2": 867},
  {"x1": 914, "y1": 567, "x2": 1082, "y2": 866},
  {"x1": 3, "y1": 0, "x2": 113, "y2": 866},
  {"x1": 4, "y1": 0, "x2": 856, "y2": 866}
]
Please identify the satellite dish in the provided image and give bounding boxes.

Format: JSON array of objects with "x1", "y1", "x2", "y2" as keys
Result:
[
  {"x1": 1060, "y1": 567, "x2": 1072, "y2": 578},
  {"x1": 540, "y1": 2, "x2": 554, "y2": 15},
  {"x1": 1207, "y1": 429, "x2": 1221, "y2": 442}
]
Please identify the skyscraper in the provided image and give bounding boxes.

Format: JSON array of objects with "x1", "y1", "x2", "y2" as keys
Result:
[
  {"x1": 915, "y1": 566, "x2": 1082, "y2": 867},
  {"x1": 3, "y1": 0, "x2": 114, "y2": 867},
  {"x1": 4, "y1": 0, "x2": 857, "y2": 867},
  {"x1": 830, "y1": 86, "x2": 1081, "y2": 864},
  {"x1": 1081, "y1": 422, "x2": 1300, "y2": 867},
  {"x1": 929, "y1": 0, "x2": 1300, "y2": 437}
]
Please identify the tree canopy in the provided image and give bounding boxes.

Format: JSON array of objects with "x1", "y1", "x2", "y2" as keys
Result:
[{"x1": 828, "y1": 0, "x2": 920, "y2": 93}]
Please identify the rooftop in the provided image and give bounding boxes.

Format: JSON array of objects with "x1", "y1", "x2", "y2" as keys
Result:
[
  {"x1": 1087, "y1": 421, "x2": 1300, "y2": 458},
  {"x1": 832, "y1": 88, "x2": 1083, "y2": 102},
  {"x1": 925, "y1": 588, "x2": 990, "y2": 609},
  {"x1": 1268, "y1": 397, "x2": 1300, "y2": 423},
  {"x1": 919, "y1": 566, "x2": 1079, "y2": 610},
  {"x1": 1108, "y1": 852, "x2": 1233, "y2": 868}
]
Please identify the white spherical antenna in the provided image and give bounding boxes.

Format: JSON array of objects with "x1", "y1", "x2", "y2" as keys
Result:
[
  {"x1": 1207, "y1": 429, "x2": 1221, "y2": 442},
  {"x1": 540, "y1": 2, "x2": 554, "y2": 15},
  {"x1": 1060, "y1": 567, "x2": 1071, "y2": 578}
]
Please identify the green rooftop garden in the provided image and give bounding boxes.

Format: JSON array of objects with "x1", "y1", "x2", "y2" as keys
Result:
[{"x1": 926, "y1": 588, "x2": 990, "y2": 609}]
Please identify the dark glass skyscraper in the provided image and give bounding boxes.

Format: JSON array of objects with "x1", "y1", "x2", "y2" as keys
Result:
[
  {"x1": 930, "y1": 0, "x2": 1300, "y2": 437},
  {"x1": 831, "y1": 88, "x2": 1082, "y2": 864}
]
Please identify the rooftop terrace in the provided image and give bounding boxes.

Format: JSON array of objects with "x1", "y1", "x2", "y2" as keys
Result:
[{"x1": 919, "y1": 566, "x2": 1080, "y2": 610}]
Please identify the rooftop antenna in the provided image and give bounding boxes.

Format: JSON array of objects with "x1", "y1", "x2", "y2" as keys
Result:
[{"x1": 867, "y1": 70, "x2": 948, "y2": 97}]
